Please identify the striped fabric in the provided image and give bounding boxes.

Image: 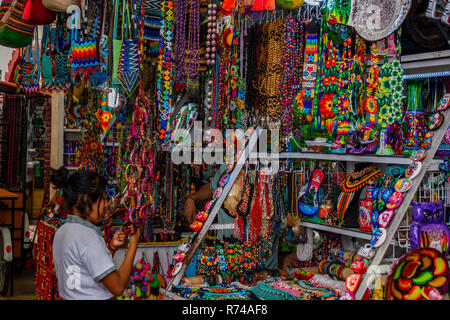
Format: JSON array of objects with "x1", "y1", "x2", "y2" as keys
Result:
[{"x1": 0, "y1": 0, "x2": 34, "y2": 36}]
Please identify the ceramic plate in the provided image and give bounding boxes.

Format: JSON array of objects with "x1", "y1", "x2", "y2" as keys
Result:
[
  {"x1": 386, "y1": 191, "x2": 404, "y2": 210},
  {"x1": 350, "y1": 0, "x2": 411, "y2": 41},
  {"x1": 378, "y1": 210, "x2": 395, "y2": 228},
  {"x1": 394, "y1": 178, "x2": 413, "y2": 193},
  {"x1": 172, "y1": 262, "x2": 183, "y2": 276},
  {"x1": 438, "y1": 93, "x2": 450, "y2": 112},
  {"x1": 372, "y1": 228, "x2": 387, "y2": 248},
  {"x1": 410, "y1": 149, "x2": 428, "y2": 162},
  {"x1": 405, "y1": 161, "x2": 422, "y2": 180},
  {"x1": 428, "y1": 113, "x2": 444, "y2": 131}
]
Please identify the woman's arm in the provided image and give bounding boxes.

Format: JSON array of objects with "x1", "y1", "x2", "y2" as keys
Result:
[
  {"x1": 101, "y1": 226, "x2": 141, "y2": 296},
  {"x1": 183, "y1": 183, "x2": 214, "y2": 224}
]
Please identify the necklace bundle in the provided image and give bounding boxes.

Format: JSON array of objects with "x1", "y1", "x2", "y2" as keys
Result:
[
  {"x1": 157, "y1": 0, "x2": 174, "y2": 145},
  {"x1": 280, "y1": 17, "x2": 304, "y2": 151},
  {"x1": 185, "y1": 0, "x2": 200, "y2": 91},
  {"x1": 364, "y1": 42, "x2": 380, "y2": 125},
  {"x1": 337, "y1": 165, "x2": 382, "y2": 224},
  {"x1": 174, "y1": 0, "x2": 187, "y2": 91},
  {"x1": 254, "y1": 19, "x2": 284, "y2": 120}
]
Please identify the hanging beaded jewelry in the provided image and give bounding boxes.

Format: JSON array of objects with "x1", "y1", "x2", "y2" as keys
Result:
[{"x1": 157, "y1": 0, "x2": 175, "y2": 145}]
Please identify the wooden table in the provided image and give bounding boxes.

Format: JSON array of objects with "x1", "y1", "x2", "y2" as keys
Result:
[{"x1": 0, "y1": 188, "x2": 19, "y2": 297}]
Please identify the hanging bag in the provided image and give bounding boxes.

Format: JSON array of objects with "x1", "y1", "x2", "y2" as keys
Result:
[
  {"x1": 0, "y1": 0, "x2": 34, "y2": 48},
  {"x1": 23, "y1": 0, "x2": 56, "y2": 25},
  {"x1": 15, "y1": 26, "x2": 40, "y2": 94},
  {"x1": 68, "y1": 2, "x2": 100, "y2": 83},
  {"x1": 40, "y1": 25, "x2": 55, "y2": 93},
  {"x1": 113, "y1": 0, "x2": 140, "y2": 96},
  {"x1": 90, "y1": 0, "x2": 108, "y2": 88},
  {"x1": 53, "y1": 13, "x2": 71, "y2": 92},
  {"x1": 111, "y1": 0, "x2": 123, "y2": 87},
  {"x1": 42, "y1": 0, "x2": 79, "y2": 12}
]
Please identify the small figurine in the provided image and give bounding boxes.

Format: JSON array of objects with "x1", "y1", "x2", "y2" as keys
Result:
[{"x1": 319, "y1": 200, "x2": 332, "y2": 219}]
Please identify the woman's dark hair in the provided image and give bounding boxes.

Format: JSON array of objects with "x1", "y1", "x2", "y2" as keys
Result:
[{"x1": 50, "y1": 166, "x2": 107, "y2": 219}]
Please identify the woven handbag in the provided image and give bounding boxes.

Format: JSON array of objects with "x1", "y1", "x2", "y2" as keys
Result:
[
  {"x1": 0, "y1": 0, "x2": 34, "y2": 48},
  {"x1": 90, "y1": 1, "x2": 108, "y2": 88},
  {"x1": 42, "y1": 0, "x2": 79, "y2": 12},
  {"x1": 23, "y1": 0, "x2": 56, "y2": 25},
  {"x1": 68, "y1": 5, "x2": 100, "y2": 83},
  {"x1": 53, "y1": 14, "x2": 71, "y2": 92},
  {"x1": 112, "y1": 0, "x2": 140, "y2": 96},
  {"x1": 40, "y1": 25, "x2": 55, "y2": 93},
  {"x1": 15, "y1": 27, "x2": 40, "y2": 94}
]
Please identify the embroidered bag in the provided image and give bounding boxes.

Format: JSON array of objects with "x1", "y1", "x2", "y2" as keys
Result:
[
  {"x1": 0, "y1": 0, "x2": 34, "y2": 48},
  {"x1": 53, "y1": 14, "x2": 71, "y2": 92},
  {"x1": 16, "y1": 27, "x2": 40, "y2": 94},
  {"x1": 40, "y1": 25, "x2": 55, "y2": 93},
  {"x1": 114, "y1": 0, "x2": 140, "y2": 96},
  {"x1": 68, "y1": 5, "x2": 100, "y2": 83}
]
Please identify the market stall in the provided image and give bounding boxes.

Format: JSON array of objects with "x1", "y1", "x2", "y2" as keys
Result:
[{"x1": 1, "y1": 0, "x2": 448, "y2": 300}]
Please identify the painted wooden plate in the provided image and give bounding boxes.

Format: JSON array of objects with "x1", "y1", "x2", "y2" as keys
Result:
[
  {"x1": 428, "y1": 113, "x2": 444, "y2": 131},
  {"x1": 378, "y1": 210, "x2": 395, "y2": 228},
  {"x1": 410, "y1": 149, "x2": 428, "y2": 162},
  {"x1": 394, "y1": 178, "x2": 413, "y2": 193},
  {"x1": 405, "y1": 161, "x2": 422, "y2": 180},
  {"x1": 386, "y1": 191, "x2": 404, "y2": 210},
  {"x1": 438, "y1": 93, "x2": 450, "y2": 112}
]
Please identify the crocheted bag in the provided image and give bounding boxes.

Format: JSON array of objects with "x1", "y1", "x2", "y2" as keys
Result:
[
  {"x1": 113, "y1": 0, "x2": 140, "y2": 96},
  {"x1": 53, "y1": 14, "x2": 71, "y2": 92},
  {"x1": 0, "y1": 0, "x2": 34, "y2": 48},
  {"x1": 40, "y1": 25, "x2": 54, "y2": 93},
  {"x1": 15, "y1": 27, "x2": 40, "y2": 94},
  {"x1": 68, "y1": 7, "x2": 100, "y2": 83},
  {"x1": 42, "y1": 0, "x2": 79, "y2": 12}
]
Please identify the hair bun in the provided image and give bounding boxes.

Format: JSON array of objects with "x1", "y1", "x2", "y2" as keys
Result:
[{"x1": 50, "y1": 166, "x2": 70, "y2": 189}]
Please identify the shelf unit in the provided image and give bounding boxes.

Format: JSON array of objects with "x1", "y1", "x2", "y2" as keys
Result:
[{"x1": 164, "y1": 106, "x2": 450, "y2": 299}]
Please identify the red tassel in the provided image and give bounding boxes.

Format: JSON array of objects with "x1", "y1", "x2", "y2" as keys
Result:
[
  {"x1": 23, "y1": 0, "x2": 32, "y2": 20},
  {"x1": 264, "y1": 0, "x2": 275, "y2": 10},
  {"x1": 250, "y1": 0, "x2": 263, "y2": 12},
  {"x1": 221, "y1": 0, "x2": 235, "y2": 12}
]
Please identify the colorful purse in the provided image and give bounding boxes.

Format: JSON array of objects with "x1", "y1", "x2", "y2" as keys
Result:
[
  {"x1": 53, "y1": 14, "x2": 71, "y2": 92},
  {"x1": 113, "y1": 0, "x2": 140, "y2": 96},
  {"x1": 18, "y1": 28, "x2": 41, "y2": 94},
  {"x1": 68, "y1": 6, "x2": 100, "y2": 83},
  {"x1": 23, "y1": 0, "x2": 56, "y2": 25},
  {"x1": 42, "y1": 0, "x2": 79, "y2": 12},
  {"x1": 40, "y1": 25, "x2": 55, "y2": 93},
  {"x1": 0, "y1": 0, "x2": 34, "y2": 48}
]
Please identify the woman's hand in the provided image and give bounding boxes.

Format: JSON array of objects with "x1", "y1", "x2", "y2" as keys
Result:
[
  {"x1": 183, "y1": 198, "x2": 197, "y2": 224},
  {"x1": 128, "y1": 224, "x2": 142, "y2": 248},
  {"x1": 110, "y1": 230, "x2": 127, "y2": 251}
]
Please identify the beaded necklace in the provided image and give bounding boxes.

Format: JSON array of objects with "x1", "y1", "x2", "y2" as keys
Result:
[
  {"x1": 185, "y1": 0, "x2": 200, "y2": 91},
  {"x1": 174, "y1": 0, "x2": 187, "y2": 91},
  {"x1": 254, "y1": 20, "x2": 284, "y2": 120},
  {"x1": 260, "y1": 173, "x2": 272, "y2": 241},
  {"x1": 157, "y1": 0, "x2": 174, "y2": 145},
  {"x1": 364, "y1": 42, "x2": 380, "y2": 125},
  {"x1": 336, "y1": 165, "x2": 382, "y2": 224},
  {"x1": 249, "y1": 170, "x2": 263, "y2": 242},
  {"x1": 280, "y1": 17, "x2": 304, "y2": 151}
]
